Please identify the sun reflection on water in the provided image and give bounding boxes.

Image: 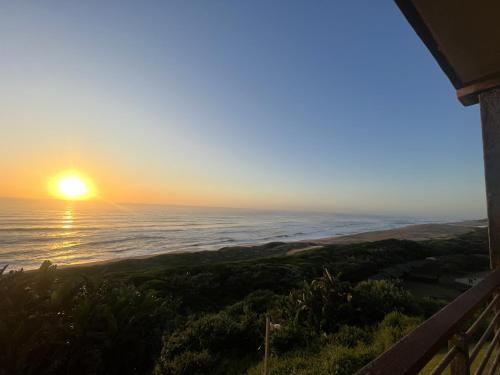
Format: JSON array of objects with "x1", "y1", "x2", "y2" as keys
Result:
[{"x1": 62, "y1": 208, "x2": 73, "y2": 230}]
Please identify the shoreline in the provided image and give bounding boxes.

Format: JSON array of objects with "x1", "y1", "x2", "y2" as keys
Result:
[
  {"x1": 303, "y1": 220, "x2": 487, "y2": 245},
  {"x1": 57, "y1": 219, "x2": 487, "y2": 270}
]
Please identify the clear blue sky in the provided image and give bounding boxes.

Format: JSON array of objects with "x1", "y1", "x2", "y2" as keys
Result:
[{"x1": 0, "y1": 1, "x2": 486, "y2": 219}]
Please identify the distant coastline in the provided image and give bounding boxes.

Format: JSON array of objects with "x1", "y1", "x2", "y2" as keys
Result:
[
  {"x1": 3, "y1": 199, "x2": 459, "y2": 270},
  {"x1": 57, "y1": 219, "x2": 487, "y2": 270},
  {"x1": 303, "y1": 219, "x2": 487, "y2": 244}
]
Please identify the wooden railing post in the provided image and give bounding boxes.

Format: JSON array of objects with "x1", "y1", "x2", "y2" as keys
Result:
[
  {"x1": 495, "y1": 293, "x2": 500, "y2": 330},
  {"x1": 448, "y1": 332, "x2": 470, "y2": 375},
  {"x1": 492, "y1": 293, "x2": 500, "y2": 374}
]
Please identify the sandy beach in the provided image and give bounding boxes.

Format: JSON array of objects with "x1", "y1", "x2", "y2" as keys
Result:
[
  {"x1": 307, "y1": 220, "x2": 487, "y2": 245},
  {"x1": 285, "y1": 219, "x2": 487, "y2": 255},
  {"x1": 62, "y1": 219, "x2": 487, "y2": 268}
]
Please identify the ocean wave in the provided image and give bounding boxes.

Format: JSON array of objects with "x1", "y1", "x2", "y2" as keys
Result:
[
  {"x1": 0, "y1": 236, "x2": 83, "y2": 245},
  {"x1": 0, "y1": 201, "x2": 439, "y2": 270},
  {"x1": 49, "y1": 235, "x2": 168, "y2": 250},
  {"x1": 0, "y1": 226, "x2": 101, "y2": 232}
]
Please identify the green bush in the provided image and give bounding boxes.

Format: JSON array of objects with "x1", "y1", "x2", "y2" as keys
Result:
[
  {"x1": 162, "y1": 312, "x2": 251, "y2": 356},
  {"x1": 372, "y1": 311, "x2": 422, "y2": 351},
  {"x1": 248, "y1": 312, "x2": 419, "y2": 375},
  {"x1": 0, "y1": 262, "x2": 175, "y2": 375},
  {"x1": 351, "y1": 279, "x2": 417, "y2": 324},
  {"x1": 271, "y1": 323, "x2": 316, "y2": 354},
  {"x1": 248, "y1": 350, "x2": 323, "y2": 375},
  {"x1": 248, "y1": 342, "x2": 377, "y2": 375},
  {"x1": 324, "y1": 344, "x2": 377, "y2": 375},
  {"x1": 155, "y1": 298, "x2": 266, "y2": 374},
  {"x1": 154, "y1": 350, "x2": 213, "y2": 375},
  {"x1": 331, "y1": 325, "x2": 372, "y2": 348}
]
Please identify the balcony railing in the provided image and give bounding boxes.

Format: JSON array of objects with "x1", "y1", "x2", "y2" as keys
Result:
[{"x1": 356, "y1": 268, "x2": 500, "y2": 375}]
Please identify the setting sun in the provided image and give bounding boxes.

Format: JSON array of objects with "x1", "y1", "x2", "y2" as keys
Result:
[
  {"x1": 49, "y1": 171, "x2": 95, "y2": 200},
  {"x1": 58, "y1": 176, "x2": 88, "y2": 198}
]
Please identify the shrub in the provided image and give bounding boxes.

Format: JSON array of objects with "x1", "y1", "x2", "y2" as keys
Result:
[
  {"x1": 154, "y1": 350, "x2": 213, "y2": 375},
  {"x1": 351, "y1": 279, "x2": 416, "y2": 324},
  {"x1": 248, "y1": 343, "x2": 377, "y2": 375},
  {"x1": 271, "y1": 323, "x2": 316, "y2": 354},
  {"x1": 331, "y1": 325, "x2": 372, "y2": 348},
  {"x1": 0, "y1": 264, "x2": 175, "y2": 375},
  {"x1": 324, "y1": 344, "x2": 377, "y2": 375},
  {"x1": 372, "y1": 311, "x2": 422, "y2": 351},
  {"x1": 155, "y1": 303, "x2": 264, "y2": 374},
  {"x1": 247, "y1": 350, "x2": 323, "y2": 375}
]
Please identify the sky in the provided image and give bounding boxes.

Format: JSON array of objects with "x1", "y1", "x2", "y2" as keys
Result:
[{"x1": 0, "y1": 1, "x2": 486, "y2": 218}]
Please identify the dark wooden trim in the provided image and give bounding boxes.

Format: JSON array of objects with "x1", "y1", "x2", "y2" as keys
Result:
[
  {"x1": 395, "y1": 0, "x2": 463, "y2": 89},
  {"x1": 355, "y1": 268, "x2": 500, "y2": 375},
  {"x1": 458, "y1": 76, "x2": 500, "y2": 106}
]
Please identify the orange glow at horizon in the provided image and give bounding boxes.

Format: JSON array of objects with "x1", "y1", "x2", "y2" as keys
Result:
[{"x1": 49, "y1": 171, "x2": 96, "y2": 200}]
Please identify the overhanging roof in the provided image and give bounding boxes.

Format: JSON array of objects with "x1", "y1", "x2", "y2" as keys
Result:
[{"x1": 396, "y1": 0, "x2": 500, "y2": 106}]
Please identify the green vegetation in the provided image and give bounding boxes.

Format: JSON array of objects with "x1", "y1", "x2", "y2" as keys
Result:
[
  {"x1": 248, "y1": 312, "x2": 422, "y2": 375},
  {"x1": 0, "y1": 229, "x2": 489, "y2": 374}
]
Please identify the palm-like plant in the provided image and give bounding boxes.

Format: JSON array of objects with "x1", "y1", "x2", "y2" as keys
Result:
[{"x1": 290, "y1": 268, "x2": 352, "y2": 333}]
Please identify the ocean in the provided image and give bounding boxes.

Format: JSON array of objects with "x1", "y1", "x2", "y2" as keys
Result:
[{"x1": 0, "y1": 198, "x2": 443, "y2": 270}]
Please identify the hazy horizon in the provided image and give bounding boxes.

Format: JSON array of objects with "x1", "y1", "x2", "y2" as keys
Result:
[
  {"x1": 0, "y1": 1, "x2": 486, "y2": 218},
  {"x1": 0, "y1": 196, "x2": 484, "y2": 222}
]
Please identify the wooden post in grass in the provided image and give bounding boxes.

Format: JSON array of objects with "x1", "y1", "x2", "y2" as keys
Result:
[{"x1": 263, "y1": 316, "x2": 270, "y2": 375}]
